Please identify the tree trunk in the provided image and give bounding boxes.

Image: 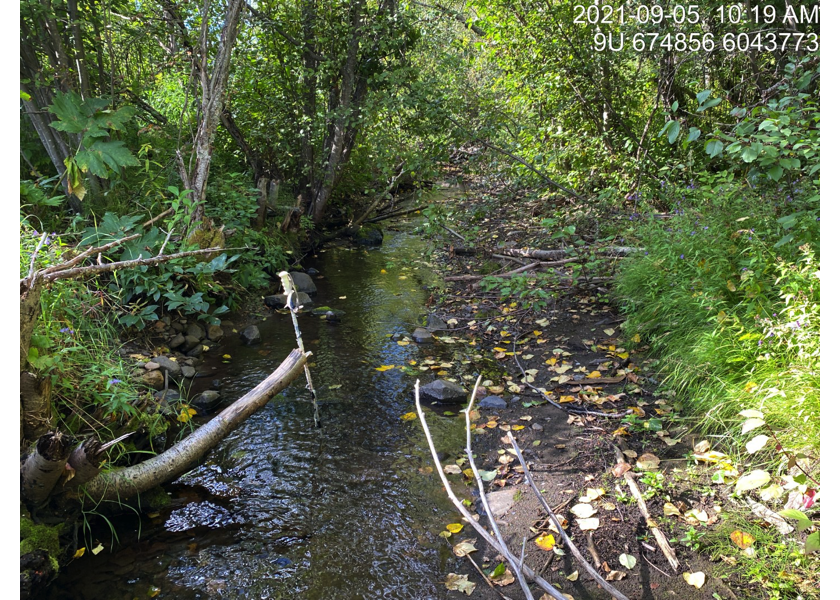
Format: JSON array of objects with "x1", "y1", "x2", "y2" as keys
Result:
[
  {"x1": 309, "y1": 2, "x2": 363, "y2": 223},
  {"x1": 78, "y1": 349, "x2": 308, "y2": 503},
  {"x1": 185, "y1": 0, "x2": 246, "y2": 221},
  {"x1": 254, "y1": 177, "x2": 268, "y2": 229}
]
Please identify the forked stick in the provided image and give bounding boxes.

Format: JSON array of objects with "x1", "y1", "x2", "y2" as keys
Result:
[
  {"x1": 465, "y1": 379, "x2": 534, "y2": 600},
  {"x1": 508, "y1": 434, "x2": 630, "y2": 600},
  {"x1": 610, "y1": 444, "x2": 679, "y2": 571},
  {"x1": 413, "y1": 381, "x2": 567, "y2": 600}
]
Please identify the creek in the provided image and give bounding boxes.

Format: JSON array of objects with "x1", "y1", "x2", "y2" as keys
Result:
[{"x1": 44, "y1": 211, "x2": 473, "y2": 599}]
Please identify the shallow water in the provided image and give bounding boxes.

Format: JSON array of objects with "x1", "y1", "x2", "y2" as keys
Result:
[{"x1": 46, "y1": 215, "x2": 474, "y2": 599}]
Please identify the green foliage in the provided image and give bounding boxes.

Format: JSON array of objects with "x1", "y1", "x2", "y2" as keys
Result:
[
  {"x1": 480, "y1": 272, "x2": 555, "y2": 312},
  {"x1": 616, "y1": 171, "x2": 819, "y2": 448}
]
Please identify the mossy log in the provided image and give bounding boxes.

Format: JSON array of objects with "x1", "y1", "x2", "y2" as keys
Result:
[{"x1": 78, "y1": 349, "x2": 308, "y2": 504}]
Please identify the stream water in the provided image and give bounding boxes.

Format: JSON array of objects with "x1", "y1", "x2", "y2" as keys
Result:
[{"x1": 45, "y1": 212, "x2": 473, "y2": 599}]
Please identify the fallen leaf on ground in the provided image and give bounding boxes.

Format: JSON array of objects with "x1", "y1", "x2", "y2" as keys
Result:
[
  {"x1": 73, "y1": 547, "x2": 85, "y2": 558},
  {"x1": 566, "y1": 570, "x2": 579, "y2": 581},
  {"x1": 730, "y1": 530, "x2": 755, "y2": 549},
  {"x1": 735, "y1": 470, "x2": 771, "y2": 493},
  {"x1": 663, "y1": 503, "x2": 682, "y2": 516},
  {"x1": 374, "y1": 365, "x2": 395, "y2": 371},
  {"x1": 693, "y1": 440, "x2": 711, "y2": 454},
  {"x1": 453, "y1": 541, "x2": 477, "y2": 556},
  {"x1": 397, "y1": 340, "x2": 410, "y2": 346},
  {"x1": 576, "y1": 518, "x2": 600, "y2": 531},
  {"x1": 400, "y1": 412, "x2": 417, "y2": 421},
  {"x1": 585, "y1": 488, "x2": 605, "y2": 500},
  {"x1": 618, "y1": 553, "x2": 637, "y2": 569},
  {"x1": 739, "y1": 409, "x2": 765, "y2": 419},
  {"x1": 636, "y1": 453, "x2": 661, "y2": 471},
  {"x1": 443, "y1": 573, "x2": 475, "y2": 595},
  {"x1": 443, "y1": 464, "x2": 462, "y2": 474},
  {"x1": 490, "y1": 568, "x2": 515, "y2": 586},
  {"x1": 446, "y1": 523, "x2": 464, "y2": 533},
  {"x1": 606, "y1": 570, "x2": 626, "y2": 581},
  {"x1": 91, "y1": 543, "x2": 104, "y2": 555},
  {"x1": 683, "y1": 571, "x2": 706, "y2": 589},
  {"x1": 535, "y1": 533, "x2": 556, "y2": 551},
  {"x1": 570, "y1": 503, "x2": 597, "y2": 518},
  {"x1": 604, "y1": 328, "x2": 615, "y2": 336}
]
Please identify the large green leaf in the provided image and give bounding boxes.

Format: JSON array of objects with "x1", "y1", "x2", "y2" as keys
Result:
[{"x1": 76, "y1": 140, "x2": 139, "y2": 178}]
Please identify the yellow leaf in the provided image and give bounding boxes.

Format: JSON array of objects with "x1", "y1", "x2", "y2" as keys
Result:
[
  {"x1": 380, "y1": 269, "x2": 387, "y2": 273},
  {"x1": 730, "y1": 530, "x2": 755, "y2": 550},
  {"x1": 632, "y1": 334, "x2": 641, "y2": 343},
  {"x1": 375, "y1": 365, "x2": 396, "y2": 371},
  {"x1": 586, "y1": 371, "x2": 602, "y2": 378},
  {"x1": 545, "y1": 357, "x2": 557, "y2": 366},
  {"x1": 616, "y1": 352, "x2": 629, "y2": 359},
  {"x1": 222, "y1": 354, "x2": 231, "y2": 359},
  {"x1": 397, "y1": 340, "x2": 410, "y2": 346},
  {"x1": 73, "y1": 547, "x2": 86, "y2": 558},
  {"x1": 446, "y1": 523, "x2": 464, "y2": 533},
  {"x1": 493, "y1": 347, "x2": 507, "y2": 353},
  {"x1": 400, "y1": 412, "x2": 417, "y2": 421},
  {"x1": 727, "y1": 280, "x2": 737, "y2": 292},
  {"x1": 533, "y1": 330, "x2": 543, "y2": 336},
  {"x1": 612, "y1": 426, "x2": 630, "y2": 436},
  {"x1": 534, "y1": 533, "x2": 556, "y2": 551},
  {"x1": 512, "y1": 425, "x2": 526, "y2": 431}
]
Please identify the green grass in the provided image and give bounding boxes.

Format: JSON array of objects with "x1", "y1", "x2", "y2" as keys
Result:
[{"x1": 614, "y1": 175, "x2": 819, "y2": 454}]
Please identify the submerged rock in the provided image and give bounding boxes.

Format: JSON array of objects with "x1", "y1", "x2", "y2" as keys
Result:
[
  {"x1": 479, "y1": 395, "x2": 507, "y2": 409},
  {"x1": 240, "y1": 325, "x2": 261, "y2": 345},
  {"x1": 412, "y1": 327, "x2": 434, "y2": 344},
  {"x1": 418, "y1": 379, "x2": 467, "y2": 404},
  {"x1": 154, "y1": 389, "x2": 181, "y2": 403},
  {"x1": 353, "y1": 224, "x2": 384, "y2": 246},
  {"x1": 193, "y1": 390, "x2": 222, "y2": 412}
]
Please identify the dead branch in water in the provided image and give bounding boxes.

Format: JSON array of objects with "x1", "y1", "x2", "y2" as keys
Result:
[{"x1": 76, "y1": 350, "x2": 308, "y2": 504}]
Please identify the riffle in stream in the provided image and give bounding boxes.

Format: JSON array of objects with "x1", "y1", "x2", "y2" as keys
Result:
[{"x1": 45, "y1": 221, "x2": 473, "y2": 599}]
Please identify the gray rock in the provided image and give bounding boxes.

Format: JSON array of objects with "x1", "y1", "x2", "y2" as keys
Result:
[
  {"x1": 290, "y1": 271, "x2": 317, "y2": 294},
  {"x1": 154, "y1": 389, "x2": 181, "y2": 403},
  {"x1": 426, "y1": 314, "x2": 447, "y2": 332},
  {"x1": 206, "y1": 324, "x2": 224, "y2": 342},
  {"x1": 171, "y1": 322, "x2": 184, "y2": 333},
  {"x1": 418, "y1": 379, "x2": 467, "y2": 404},
  {"x1": 479, "y1": 395, "x2": 507, "y2": 409},
  {"x1": 412, "y1": 327, "x2": 434, "y2": 344},
  {"x1": 193, "y1": 390, "x2": 222, "y2": 412},
  {"x1": 181, "y1": 365, "x2": 196, "y2": 379},
  {"x1": 180, "y1": 335, "x2": 201, "y2": 352},
  {"x1": 221, "y1": 320, "x2": 235, "y2": 328},
  {"x1": 264, "y1": 292, "x2": 313, "y2": 310},
  {"x1": 240, "y1": 325, "x2": 262, "y2": 345},
  {"x1": 169, "y1": 334, "x2": 186, "y2": 348},
  {"x1": 307, "y1": 267, "x2": 319, "y2": 276},
  {"x1": 162, "y1": 315, "x2": 171, "y2": 326},
  {"x1": 151, "y1": 356, "x2": 181, "y2": 377},
  {"x1": 531, "y1": 423, "x2": 543, "y2": 431},
  {"x1": 144, "y1": 361, "x2": 161, "y2": 371},
  {"x1": 186, "y1": 344, "x2": 204, "y2": 358},
  {"x1": 486, "y1": 488, "x2": 519, "y2": 518},
  {"x1": 186, "y1": 323, "x2": 205, "y2": 340},
  {"x1": 353, "y1": 224, "x2": 384, "y2": 246}
]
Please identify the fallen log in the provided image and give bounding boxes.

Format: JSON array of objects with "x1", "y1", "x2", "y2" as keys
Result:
[
  {"x1": 499, "y1": 247, "x2": 641, "y2": 260},
  {"x1": 444, "y1": 258, "x2": 579, "y2": 282},
  {"x1": 366, "y1": 203, "x2": 429, "y2": 223},
  {"x1": 77, "y1": 349, "x2": 308, "y2": 504}
]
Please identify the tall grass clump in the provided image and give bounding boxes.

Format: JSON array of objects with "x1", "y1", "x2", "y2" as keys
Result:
[{"x1": 615, "y1": 173, "x2": 819, "y2": 452}]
